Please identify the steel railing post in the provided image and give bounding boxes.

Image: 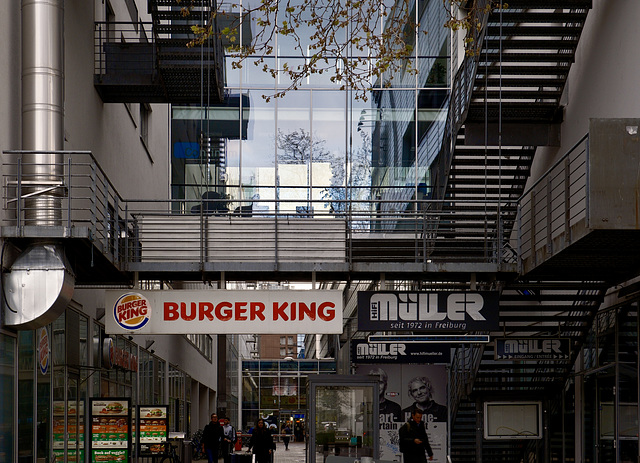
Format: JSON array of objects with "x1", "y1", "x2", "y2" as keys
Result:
[
  {"x1": 124, "y1": 204, "x2": 129, "y2": 266},
  {"x1": 67, "y1": 156, "x2": 72, "y2": 230},
  {"x1": 16, "y1": 156, "x2": 22, "y2": 230},
  {"x1": 90, "y1": 161, "x2": 97, "y2": 244},
  {"x1": 564, "y1": 157, "x2": 571, "y2": 246},
  {"x1": 585, "y1": 136, "x2": 590, "y2": 229},
  {"x1": 546, "y1": 176, "x2": 552, "y2": 255}
]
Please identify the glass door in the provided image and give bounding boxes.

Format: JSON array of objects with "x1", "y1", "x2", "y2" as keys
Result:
[{"x1": 308, "y1": 375, "x2": 379, "y2": 463}]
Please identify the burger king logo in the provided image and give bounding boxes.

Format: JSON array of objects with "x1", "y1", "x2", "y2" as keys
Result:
[
  {"x1": 113, "y1": 293, "x2": 151, "y2": 331},
  {"x1": 38, "y1": 327, "x2": 49, "y2": 375}
]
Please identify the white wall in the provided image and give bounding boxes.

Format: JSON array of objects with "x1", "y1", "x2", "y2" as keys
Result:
[
  {"x1": 533, "y1": 0, "x2": 640, "y2": 177},
  {"x1": 64, "y1": 0, "x2": 170, "y2": 201}
]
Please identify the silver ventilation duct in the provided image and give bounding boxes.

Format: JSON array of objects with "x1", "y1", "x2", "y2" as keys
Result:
[
  {"x1": 3, "y1": 0, "x2": 73, "y2": 328},
  {"x1": 21, "y1": 0, "x2": 65, "y2": 225}
]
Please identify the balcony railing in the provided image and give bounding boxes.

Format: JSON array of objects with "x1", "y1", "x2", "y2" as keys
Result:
[
  {"x1": 2, "y1": 151, "x2": 518, "y2": 273},
  {"x1": 516, "y1": 134, "x2": 589, "y2": 271}
]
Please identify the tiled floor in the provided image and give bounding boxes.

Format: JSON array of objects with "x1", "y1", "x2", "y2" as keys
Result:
[{"x1": 220, "y1": 441, "x2": 307, "y2": 463}]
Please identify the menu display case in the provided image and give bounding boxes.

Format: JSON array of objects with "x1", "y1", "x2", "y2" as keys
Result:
[
  {"x1": 90, "y1": 398, "x2": 131, "y2": 462},
  {"x1": 136, "y1": 405, "x2": 168, "y2": 456}
]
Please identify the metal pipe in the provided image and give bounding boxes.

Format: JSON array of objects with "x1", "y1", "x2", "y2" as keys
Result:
[{"x1": 21, "y1": 0, "x2": 65, "y2": 225}]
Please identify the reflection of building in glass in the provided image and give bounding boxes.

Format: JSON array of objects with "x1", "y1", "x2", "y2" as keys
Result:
[
  {"x1": 370, "y1": 0, "x2": 450, "y2": 229},
  {"x1": 168, "y1": 0, "x2": 449, "y2": 233}
]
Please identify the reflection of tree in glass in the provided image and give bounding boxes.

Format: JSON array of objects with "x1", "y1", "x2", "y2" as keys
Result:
[
  {"x1": 315, "y1": 387, "x2": 357, "y2": 433},
  {"x1": 322, "y1": 131, "x2": 371, "y2": 223},
  {"x1": 276, "y1": 128, "x2": 331, "y2": 165}
]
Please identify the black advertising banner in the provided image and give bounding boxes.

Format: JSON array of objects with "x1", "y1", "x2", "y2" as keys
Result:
[
  {"x1": 351, "y1": 340, "x2": 450, "y2": 364},
  {"x1": 358, "y1": 291, "x2": 500, "y2": 332},
  {"x1": 90, "y1": 397, "x2": 131, "y2": 462},
  {"x1": 494, "y1": 338, "x2": 571, "y2": 361}
]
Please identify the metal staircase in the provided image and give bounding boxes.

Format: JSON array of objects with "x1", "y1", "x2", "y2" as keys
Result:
[
  {"x1": 431, "y1": 1, "x2": 591, "y2": 262},
  {"x1": 450, "y1": 280, "x2": 606, "y2": 463},
  {"x1": 94, "y1": 0, "x2": 224, "y2": 104}
]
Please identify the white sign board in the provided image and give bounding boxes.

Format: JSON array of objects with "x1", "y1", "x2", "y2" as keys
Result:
[
  {"x1": 105, "y1": 290, "x2": 343, "y2": 335},
  {"x1": 484, "y1": 401, "x2": 542, "y2": 439}
]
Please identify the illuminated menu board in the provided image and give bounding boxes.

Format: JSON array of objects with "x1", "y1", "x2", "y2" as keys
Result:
[
  {"x1": 90, "y1": 398, "x2": 131, "y2": 463},
  {"x1": 136, "y1": 405, "x2": 168, "y2": 455}
]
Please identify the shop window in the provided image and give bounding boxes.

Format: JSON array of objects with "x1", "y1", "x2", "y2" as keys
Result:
[{"x1": 0, "y1": 334, "x2": 15, "y2": 462}]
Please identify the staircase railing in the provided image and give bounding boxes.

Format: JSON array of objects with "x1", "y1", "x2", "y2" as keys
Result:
[{"x1": 431, "y1": 0, "x2": 493, "y2": 201}]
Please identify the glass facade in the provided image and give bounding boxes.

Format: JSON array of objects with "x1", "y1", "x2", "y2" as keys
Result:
[
  {"x1": 171, "y1": 0, "x2": 450, "y2": 227},
  {"x1": 4, "y1": 308, "x2": 176, "y2": 463},
  {"x1": 580, "y1": 302, "x2": 639, "y2": 463},
  {"x1": 0, "y1": 332, "x2": 15, "y2": 463},
  {"x1": 241, "y1": 359, "x2": 336, "y2": 438}
]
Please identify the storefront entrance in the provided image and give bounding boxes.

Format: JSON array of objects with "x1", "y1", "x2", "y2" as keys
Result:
[{"x1": 307, "y1": 375, "x2": 379, "y2": 463}]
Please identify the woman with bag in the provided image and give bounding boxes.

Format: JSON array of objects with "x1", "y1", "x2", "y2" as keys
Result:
[{"x1": 247, "y1": 419, "x2": 275, "y2": 463}]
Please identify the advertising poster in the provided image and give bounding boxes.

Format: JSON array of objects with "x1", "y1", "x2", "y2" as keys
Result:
[
  {"x1": 90, "y1": 398, "x2": 131, "y2": 462},
  {"x1": 355, "y1": 364, "x2": 448, "y2": 462},
  {"x1": 137, "y1": 405, "x2": 168, "y2": 455}
]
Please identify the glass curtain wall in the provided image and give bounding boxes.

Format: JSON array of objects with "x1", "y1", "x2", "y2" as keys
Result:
[
  {"x1": 582, "y1": 302, "x2": 639, "y2": 463},
  {"x1": 171, "y1": 0, "x2": 450, "y2": 229},
  {"x1": 0, "y1": 332, "x2": 15, "y2": 462}
]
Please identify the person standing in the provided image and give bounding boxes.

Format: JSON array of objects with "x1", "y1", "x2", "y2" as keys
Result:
[
  {"x1": 221, "y1": 417, "x2": 237, "y2": 463},
  {"x1": 248, "y1": 418, "x2": 275, "y2": 463},
  {"x1": 281, "y1": 423, "x2": 292, "y2": 450},
  {"x1": 399, "y1": 408, "x2": 433, "y2": 463},
  {"x1": 202, "y1": 413, "x2": 224, "y2": 463}
]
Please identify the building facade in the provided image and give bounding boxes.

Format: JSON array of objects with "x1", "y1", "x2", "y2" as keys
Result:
[{"x1": 3, "y1": 1, "x2": 640, "y2": 463}]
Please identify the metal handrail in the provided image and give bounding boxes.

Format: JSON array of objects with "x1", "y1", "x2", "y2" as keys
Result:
[{"x1": 516, "y1": 135, "x2": 589, "y2": 268}]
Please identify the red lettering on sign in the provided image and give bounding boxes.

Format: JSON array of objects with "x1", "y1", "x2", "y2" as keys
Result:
[
  {"x1": 299, "y1": 302, "x2": 315, "y2": 320},
  {"x1": 199, "y1": 302, "x2": 214, "y2": 321},
  {"x1": 318, "y1": 302, "x2": 336, "y2": 321},
  {"x1": 250, "y1": 302, "x2": 266, "y2": 321},
  {"x1": 215, "y1": 302, "x2": 233, "y2": 321},
  {"x1": 181, "y1": 302, "x2": 197, "y2": 321},
  {"x1": 273, "y1": 302, "x2": 289, "y2": 321},
  {"x1": 235, "y1": 302, "x2": 248, "y2": 320},
  {"x1": 165, "y1": 302, "x2": 179, "y2": 320}
]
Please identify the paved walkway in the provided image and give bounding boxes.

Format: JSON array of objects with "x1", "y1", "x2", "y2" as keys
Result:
[
  {"x1": 222, "y1": 441, "x2": 306, "y2": 463},
  {"x1": 273, "y1": 441, "x2": 306, "y2": 463}
]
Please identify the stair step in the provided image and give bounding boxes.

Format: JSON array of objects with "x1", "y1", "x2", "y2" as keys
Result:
[{"x1": 486, "y1": 25, "x2": 584, "y2": 37}]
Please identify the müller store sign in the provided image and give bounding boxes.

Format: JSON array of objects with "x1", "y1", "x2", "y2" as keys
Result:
[{"x1": 105, "y1": 290, "x2": 343, "y2": 335}]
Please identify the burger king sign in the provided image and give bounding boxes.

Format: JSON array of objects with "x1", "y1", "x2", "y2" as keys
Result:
[
  {"x1": 105, "y1": 289, "x2": 343, "y2": 334},
  {"x1": 113, "y1": 293, "x2": 151, "y2": 331}
]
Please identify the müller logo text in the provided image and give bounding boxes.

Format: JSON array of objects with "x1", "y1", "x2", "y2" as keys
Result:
[
  {"x1": 358, "y1": 291, "x2": 499, "y2": 331},
  {"x1": 356, "y1": 343, "x2": 406, "y2": 356}
]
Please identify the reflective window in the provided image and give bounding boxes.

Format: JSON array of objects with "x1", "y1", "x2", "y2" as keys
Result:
[{"x1": 0, "y1": 333, "x2": 15, "y2": 462}]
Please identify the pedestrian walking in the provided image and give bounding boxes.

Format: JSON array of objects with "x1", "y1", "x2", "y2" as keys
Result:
[{"x1": 399, "y1": 408, "x2": 433, "y2": 462}]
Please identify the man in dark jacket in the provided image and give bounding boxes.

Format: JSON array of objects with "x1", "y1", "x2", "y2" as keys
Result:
[
  {"x1": 202, "y1": 413, "x2": 224, "y2": 463},
  {"x1": 399, "y1": 408, "x2": 434, "y2": 462}
]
